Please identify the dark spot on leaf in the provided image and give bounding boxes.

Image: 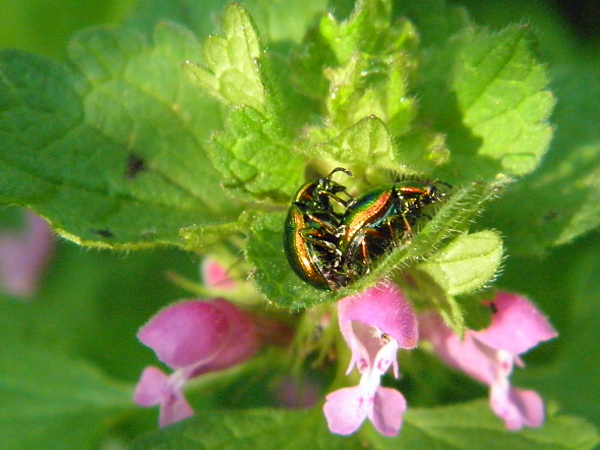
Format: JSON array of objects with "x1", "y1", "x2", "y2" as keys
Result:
[
  {"x1": 543, "y1": 210, "x2": 558, "y2": 221},
  {"x1": 125, "y1": 153, "x2": 146, "y2": 179},
  {"x1": 93, "y1": 228, "x2": 114, "y2": 238},
  {"x1": 489, "y1": 302, "x2": 498, "y2": 314}
]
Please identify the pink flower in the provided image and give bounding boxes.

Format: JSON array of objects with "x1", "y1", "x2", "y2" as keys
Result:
[
  {"x1": 420, "y1": 292, "x2": 558, "y2": 430},
  {"x1": 323, "y1": 281, "x2": 418, "y2": 436},
  {"x1": 134, "y1": 299, "x2": 259, "y2": 427},
  {"x1": 0, "y1": 210, "x2": 54, "y2": 298},
  {"x1": 201, "y1": 257, "x2": 237, "y2": 290}
]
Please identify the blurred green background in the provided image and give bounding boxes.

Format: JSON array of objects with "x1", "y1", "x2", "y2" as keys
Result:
[
  {"x1": 0, "y1": 0, "x2": 135, "y2": 58},
  {"x1": 0, "y1": 0, "x2": 598, "y2": 447}
]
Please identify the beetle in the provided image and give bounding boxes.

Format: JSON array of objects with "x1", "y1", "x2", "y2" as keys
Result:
[
  {"x1": 393, "y1": 179, "x2": 451, "y2": 230},
  {"x1": 283, "y1": 168, "x2": 353, "y2": 290},
  {"x1": 340, "y1": 179, "x2": 451, "y2": 278}
]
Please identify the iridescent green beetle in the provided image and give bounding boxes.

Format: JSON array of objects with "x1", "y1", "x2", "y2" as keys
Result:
[
  {"x1": 283, "y1": 168, "x2": 353, "y2": 290},
  {"x1": 341, "y1": 179, "x2": 450, "y2": 278}
]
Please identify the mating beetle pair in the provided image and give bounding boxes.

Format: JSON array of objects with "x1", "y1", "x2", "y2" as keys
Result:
[
  {"x1": 283, "y1": 168, "x2": 450, "y2": 290},
  {"x1": 283, "y1": 168, "x2": 353, "y2": 290}
]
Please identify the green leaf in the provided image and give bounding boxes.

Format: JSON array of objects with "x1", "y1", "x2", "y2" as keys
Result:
[
  {"x1": 179, "y1": 217, "x2": 248, "y2": 252},
  {"x1": 395, "y1": 129, "x2": 450, "y2": 173},
  {"x1": 0, "y1": 22, "x2": 243, "y2": 249},
  {"x1": 452, "y1": 25, "x2": 555, "y2": 177},
  {"x1": 397, "y1": 400, "x2": 599, "y2": 450},
  {"x1": 405, "y1": 230, "x2": 502, "y2": 335},
  {"x1": 210, "y1": 106, "x2": 305, "y2": 203},
  {"x1": 131, "y1": 402, "x2": 598, "y2": 449},
  {"x1": 131, "y1": 408, "x2": 360, "y2": 449},
  {"x1": 413, "y1": 20, "x2": 555, "y2": 182},
  {"x1": 404, "y1": 268, "x2": 468, "y2": 336},
  {"x1": 315, "y1": 116, "x2": 395, "y2": 169},
  {"x1": 320, "y1": 0, "x2": 394, "y2": 63},
  {"x1": 481, "y1": 55, "x2": 600, "y2": 254},
  {"x1": 418, "y1": 230, "x2": 503, "y2": 296},
  {"x1": 411, "y1": 1, "x2": 600, "y2": 255},
  {"x1": 293, "y1": 0, "x2": 420, "y2": 142},
  {"x1": 324, "y1": 53, "x2": 369, "y2": 129},
  {"x1": 183, "y1": 3, "x2": 267, "y2": 113},
  {"x1": 384, "y1": 52, "x2": 419, "y2": 137},
  {"x1": 321, "y1": 36, "x2": 418, "y2": 138},
  {"x1": 0, "y1": 342, "x2": 133, "y2": 450},
  {"x1": 289, "y1": 23, "x2": 341, "y2": 102},
  {"x1": 184, "y1": 3, "x2": 309, "y2": 204}
]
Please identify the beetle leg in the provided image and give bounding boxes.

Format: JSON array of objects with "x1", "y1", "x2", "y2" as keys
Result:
[
  {"x1": 299, "y1": 228, "x2": 337, "y2": 251},
  {"x1": 306, "y1": 214, "x2": 340, "y2": 234},
  {"x1": 360, "y1": 234, "x2": 371, "y2": 267},
  {"x1": 399, "y1": 213, "x2": 413, "y2": 235},
  {"x1": 322, "y1": 190, "x2": 353, "y2": 208}
]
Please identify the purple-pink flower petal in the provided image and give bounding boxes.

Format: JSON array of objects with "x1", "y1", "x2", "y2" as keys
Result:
[
  {"x1": 137, "y1": 299, "x2": 258, "y2": 369},
  {"x1": 420, "y1": 312, "x2": 497, "y2": 385},
  {"x1": 133, "y1": 366, "x2": 169, "y2": 407},
  {"x1": 369, "y1": 387, "x2": 406, "y2": 437},
  {"x1": 326, "y1": 282, "x2": 414, "y2": 437},
  {"x1": 324, "y1": 385, "x2": 406, "y2": 437},
  {"x1": 338, "y1": 281, "x2": 418, "y2": 349},
  {"x1": 158, "y1": 390, "x2": 195, "y2": 427},
  {"x1": 135, "y1": 298, "x2": 262, "y2": 427},
  {"x1": 201, "y1": 258, "x2": 236, "y2": 289},
  {"x1": 0, "y1": 211, "x2": 54, "y2": 298},
  {"x1": 201, "y1": 303, "x2": 260, "y2": 373},
  {"x1": 420, "y1": 291, "x2": 557, "y2": 431},
  {"x1": 133, "y1": 366, "x2": 194, "y2": 427},
  {"x1": 476, "y1": 293, "x2": 558, "y2": 354},
  {"x1": 490, "y1": 385, "x2": 545, "y2": 430},
  {"x1": 323, "y1": 386, "x2": 368, "y2": 435}
]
